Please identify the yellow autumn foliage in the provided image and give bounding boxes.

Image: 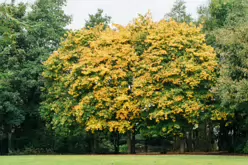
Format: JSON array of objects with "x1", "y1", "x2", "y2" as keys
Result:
[{"x1": 42, "y1": 13, "x2": 218, "y2": 134}]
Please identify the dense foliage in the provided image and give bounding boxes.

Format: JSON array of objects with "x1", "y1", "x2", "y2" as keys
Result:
[
  {"x1": 41, "y1": 12, "x2": 218, "y2": 153},
  {"x1": 198, "y1": 0, "x2": 248, "y2": 152},
  {"x1": 1, "y1": 0, "x2": 248, "y2": 155},
  {"x1": 0, "y1": 3, "x2": 26, "y2": 153},
  {"x1": 0, "y1": 0, "x2": 71, "y2": 154}
]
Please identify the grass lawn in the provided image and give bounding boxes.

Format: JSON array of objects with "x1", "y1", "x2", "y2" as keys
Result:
[{"x1": 0, "y1": 155, "x2": 247, "y2": 165}]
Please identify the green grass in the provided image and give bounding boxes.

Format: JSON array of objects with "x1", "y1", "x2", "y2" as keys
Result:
[{"x1": 0, "y1": 155, "x2": 247, "y2": 165}]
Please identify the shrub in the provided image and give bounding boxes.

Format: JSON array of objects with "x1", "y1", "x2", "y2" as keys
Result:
[
  {"x1": 10, "y1": 146, "x2": 55, "y2": 155},
  {"x1": 119, "y1": 144, "x2": 128, "y2": 153},
  {"x1": 243, "y1": 140, "x2": 248, "y2": 154}
]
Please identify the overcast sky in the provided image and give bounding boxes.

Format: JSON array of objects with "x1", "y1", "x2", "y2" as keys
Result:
[{"x1": 2, "y1": 0, "x2": 208, "y2": 29}]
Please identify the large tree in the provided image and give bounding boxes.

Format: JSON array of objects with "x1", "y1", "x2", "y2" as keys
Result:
[
  {"x1": 0, "y1": 2, "x2": 27, "y2": 153},
  {"x1": 42, "y1": 13, "x2": 218, "y2": 154},
  {"x1": 0, "y1": 0, "x2": 71, "y2": 153},
  {"x1": 199, "y1": 0, "x2": 248, "y2": 152},
  {"x1": 20, "y1": 0, "x2": 71, "y2": 120}
]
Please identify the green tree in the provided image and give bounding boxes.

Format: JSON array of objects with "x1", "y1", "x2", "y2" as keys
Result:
[
  {"x1": 165, "y1": 0, "x2": 193, "y2": 23},
  {"x1": 85, "y1": 9, "x2": 111, "y2": 29},
  {"x1": 197, "y1": 5, "x2": 210, "y2": 25},
  {"x1": 0, "y1": 2, "x2": 27, "y2": 153},
  {"x1": 199, "y1": 0, "x2": 248, "y2": 152},
  {"x1": 214, "y1": 0, "x2": 248, "y2": 152},
  {"x1": 0, "y1": 0, "x2": 71, "y2": 153},
  {"x1": 21, "y1": 0, "x2": 71, "y2": 152},
  {"x1": 20, "y1": 0, "x2": 71, "y2": 116}
]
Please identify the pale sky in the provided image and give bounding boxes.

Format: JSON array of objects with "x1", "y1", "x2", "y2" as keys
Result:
[{"x1": 2, "y1": 0, "x2": 208, "y2": 29}]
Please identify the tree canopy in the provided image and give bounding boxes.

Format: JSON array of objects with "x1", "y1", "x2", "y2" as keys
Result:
[
  {"x1": 0, "y1": 0, "x2": 71, "y2": 153},
  {"x1": 41, "y1": 13, "x2": 218, "y2": 140},
  {"x1": 198, "y1": 0, "x2": 248, "y2": 152}
]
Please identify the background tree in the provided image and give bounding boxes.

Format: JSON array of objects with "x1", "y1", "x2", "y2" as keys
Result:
[
  {"x1": 19, "y1": 0, "x2": 71, "y2": 152},
  {"x1": 198, "y1": 0, "x2": 248, "y2": 152},
  {"x1": 0, "y1": 0, "x2": 71, "y2": 154},
  {"x1": 85, "y1": 9, "x2": 111, "y2": 29},
  {"x1": 165, "y1": 0, "x2": 193, "y2": 23},
  {"x1": 0, "y1": 2, "x2": 27, "y2": 153}
]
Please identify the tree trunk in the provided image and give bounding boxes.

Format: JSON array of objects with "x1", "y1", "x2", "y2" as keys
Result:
[
  {"x1": 0, "y1": 138, "x2": 2, "y2": 155},
  {"x1": 186, "y1": 130, "x2": 193, "y2": 152},
  {"x1": 94, "y1": 133, "x2": 99, "y2": 154},
  {"x1": 204, "y1": 121, "x2": 212, "y2": 152},
  {"x1": 127, "y1": 130, "x2": 135, "y2": 154},
  {"x1": 127, "y1": 131, "x2": 132, "y2": 154},
  {"x1": 179, "y1": 138, "x2": 185, "y2": 153},
  {"x1": 161, "y1": 138, "x2": 167, "y2": 154},
  {"x1": 90, "y1": 133, "x2": 97, "y2": 154},
  {"x1": 219, "y1": 121, "x2": 228, "y2": 151},
  {"x1": 208, "y1": 123, "x2": 213, "y2": 152},
  {"x1": 145, "y1": 139, "x2": 148, "y2": 153},
  {"x1": 173, "y1": 137, "x2": 177, "y2": 151},
  {"x1": 131, "y1": 129, "x2": 136, "y2": 154},
  {"x1": 114, "y1": 132, "x2": 119, "y2": 154},
  {"x1": 8, "y1": 132, "x2": 12, "y2": 153},
  {"x1": 194, "y1": 129, "x2": 199, "y2": 151}
]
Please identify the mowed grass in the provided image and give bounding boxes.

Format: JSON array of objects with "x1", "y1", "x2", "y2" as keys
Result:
[{"x1": 0, "y1": 155, "x2": 247, "y2": 165}]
